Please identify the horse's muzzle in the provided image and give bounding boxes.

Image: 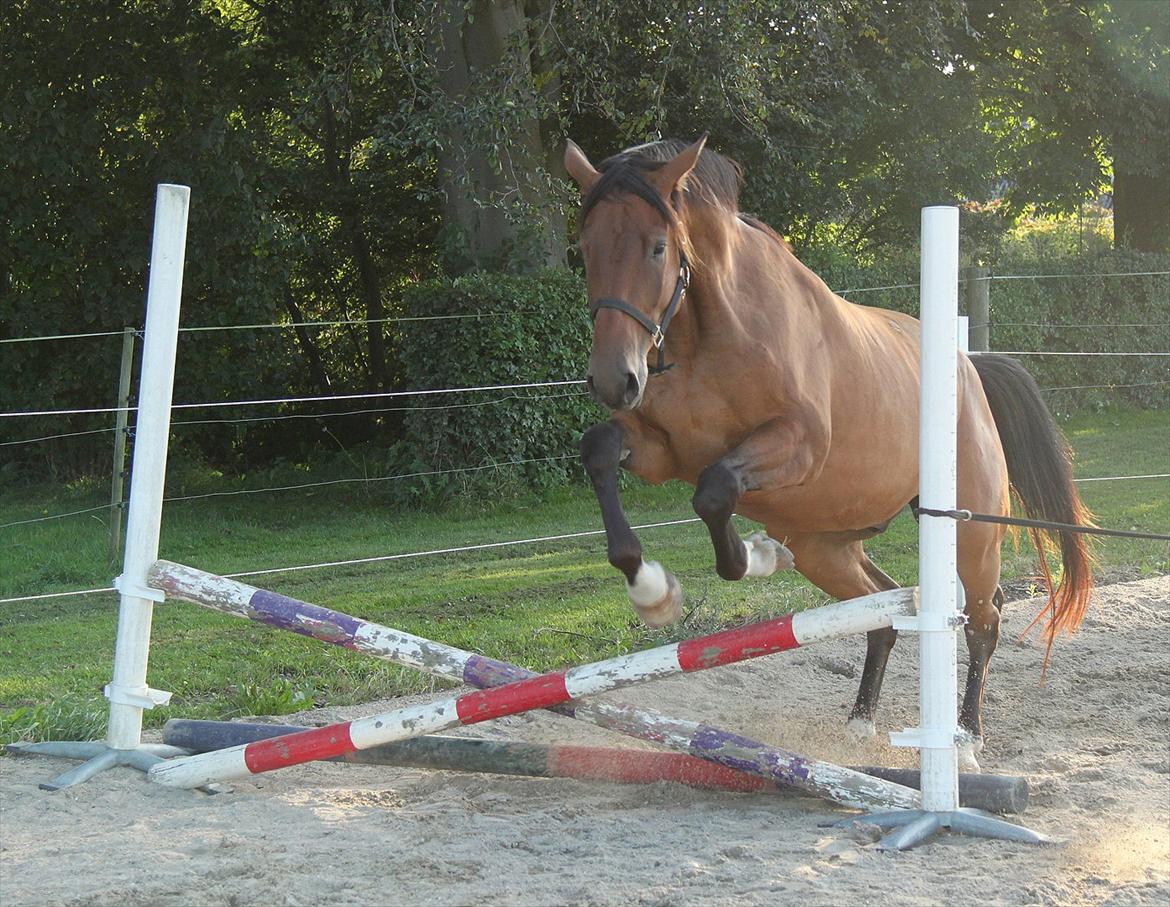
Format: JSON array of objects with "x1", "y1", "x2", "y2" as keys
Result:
[{"x1": 586, "y1": 370, "x2": 642, "y2": 411}]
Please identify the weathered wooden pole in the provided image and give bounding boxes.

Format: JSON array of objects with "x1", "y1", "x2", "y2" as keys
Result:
[
  {"x1": 963, "y1": 266, "x2": 991, "y2": 352},
  {"x1": 148, "y1": 590, "x2": 924, "y2": 791},
  {"x1": 147, "y1": 559, "x2": 921, "y2": 807},
  {"x1": 162, "y1": 720, "x2": 1031, "y2": 814},
  {"x1": 107, "y1": 327, "x2": 137, "y2": 562}
]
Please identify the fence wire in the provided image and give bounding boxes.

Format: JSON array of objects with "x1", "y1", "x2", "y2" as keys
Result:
[
  {"x1": 6, "y1": 349, "x2": 1169, "y2": 420},
  {"x1": 0, "y1": 380, "x2": 588, "y2": 419},
  {"x1": 0, "y1": 312, "x2": 521, "y2": 345},
  {"x1": 0, "y1": 517, "x2": 703, "y2": 605},
  {"x1": 4, "y1": 269, "x2": 1167, "y2": 346},
  {"x1": 4, "y1": 471, "x2": 1165, "y2": 606},
  {"x1": 992, "y1": 351, "x2": 1169, "y2": 358},
  {"x1": 0, "y1": 390, "x2": 590, "y2": 449},
  {"x1": 3, "y1": 268, "x2": 1164, "y2": 606},
  {"x1": 0, "y1": 454, "x2": 580, "y2": 530}
]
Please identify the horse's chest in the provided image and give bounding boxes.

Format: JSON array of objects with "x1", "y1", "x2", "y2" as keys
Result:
[{"x1": 633, "y1": 384, "x2": 769, "y2": 480}]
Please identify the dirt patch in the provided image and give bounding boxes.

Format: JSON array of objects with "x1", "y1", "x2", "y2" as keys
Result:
[{"x1": 2, "y1": 577, "x2": 1167, "y2": 906}]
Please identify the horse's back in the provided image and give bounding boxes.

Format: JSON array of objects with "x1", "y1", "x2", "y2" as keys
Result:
[{"x1": 736, "y1": 289, "x2": 1005, "y2": 534}]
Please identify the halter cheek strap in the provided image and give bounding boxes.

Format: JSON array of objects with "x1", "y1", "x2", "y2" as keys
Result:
[{"x1": 588, "y1": 252, "x2": 691, "y2": 376}]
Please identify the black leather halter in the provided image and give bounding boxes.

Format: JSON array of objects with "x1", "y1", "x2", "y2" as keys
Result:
[{"x1": 588, "y1": 252, "x2": 691, "y2": 376}]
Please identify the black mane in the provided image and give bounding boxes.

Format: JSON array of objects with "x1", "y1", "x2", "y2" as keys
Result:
[{"x1": 579, "y1": 139, "x2": 743, "y2": 226}]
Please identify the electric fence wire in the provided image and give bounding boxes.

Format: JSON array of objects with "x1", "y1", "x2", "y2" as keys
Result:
[
  {"x1": 0, "y1": 454, "x2": 581, "y2": 530},
  {"x1": 0, "y1": 517, "x2": 704, "y2": 605},
  {"x1": 6, "y1": 351, "x2": 1169, "y2": 421},
  {"x1": 991, "y1": 351, "x2": 1169, "y2": 357},
  {"x1": 3, "y1": 268, "x2": 1164, "y2": 595},
  {"x1": 0, "y1": 390, "x2": 590, "y2": 449},
  {"x1": 0, "y1": 311, "x2": 523, "y2": 345},
  {"x1": 0, "y1": 380, "x2": 588, "y2": 419},
  {"x1": 5, "y1": 469, "x2": 1166, "y2": 606},
  {"x1": 3, "y1": 270, "x2": 1166, "y2": 346}
]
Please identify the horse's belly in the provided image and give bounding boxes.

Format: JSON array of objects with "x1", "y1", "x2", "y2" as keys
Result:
[{"x1": 735, "y1": 475, "x2": 916, "y2": 535}]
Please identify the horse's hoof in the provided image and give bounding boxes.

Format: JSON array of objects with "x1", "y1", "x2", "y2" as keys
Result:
[
  {"x1": 957, "y1": 732, "x2": 984, "y2": 772},
  {"x1": 628, "y1": 562, "x2": 683, "y2": 628},
  {"x1": 743, "y1": 532, "x2": 796, "y2": 577},
  {"x1": 846, "y1": 716, "x2": 876, "y2": 740},
  {"x1": 958, "y1": 743, "x2": 982, "y2": 772}
]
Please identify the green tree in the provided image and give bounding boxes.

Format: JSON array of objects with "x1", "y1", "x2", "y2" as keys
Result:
[
  {"x1": 4, "y1": 0, "x2": 1165, "y2": 481},
  {"x1": 967, "y1": 0, "x2": 1170, "y2": 252},
  {"x1": 226, "y1": 0, "x2": 439, "y2": 391},
  {"x1": 0, "y1": 0, "x2": 290, "y2": 474}
]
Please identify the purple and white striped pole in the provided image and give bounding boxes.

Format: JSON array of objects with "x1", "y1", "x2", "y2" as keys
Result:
[{"x1": 147, "y1": 560, "x2": 920, "y2": 807}]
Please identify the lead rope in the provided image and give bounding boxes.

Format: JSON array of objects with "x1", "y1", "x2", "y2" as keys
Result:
[{"x1": 912, "y1": 505, "x2": 1170, "y2": 541}]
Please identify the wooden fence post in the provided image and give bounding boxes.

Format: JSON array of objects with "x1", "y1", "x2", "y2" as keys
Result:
[
  {"x1": 108, "y1": 327, "x2": 136, "y2": 561},
  {"x1": 963, "y1": 266, "x2": 990, "y2": 352}
]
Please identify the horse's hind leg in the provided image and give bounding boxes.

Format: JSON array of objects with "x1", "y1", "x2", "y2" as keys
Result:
[
  {"x1": 956, "y1": 519, "x2": 1007, "y2": 769},
  {"x1": 780, "y1": 535, "x2": 901, "y2": 739},
  {"x1": 954, "y1": 387, "x2": 1012, "y2": 769},
  {"x1": 849, "y1": 559, "x2": 902, "y2": 738}
]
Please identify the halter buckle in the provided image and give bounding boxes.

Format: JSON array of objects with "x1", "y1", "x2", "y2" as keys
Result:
[{"x1": 651, "y1": 326, "x2": 665, "y2": 349}]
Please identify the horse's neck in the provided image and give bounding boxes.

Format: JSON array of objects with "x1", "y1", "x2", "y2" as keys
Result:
[{"x1": 681, "y1": 212, "x2": 832, "y2": 339}]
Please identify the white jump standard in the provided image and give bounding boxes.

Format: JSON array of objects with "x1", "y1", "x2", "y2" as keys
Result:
[
  {"x1": 3, "y1": 184, "x2": 193, "y2": 790},
  {"x1": 845, "y1": 206, "x2": 1050, "y2": 848}
]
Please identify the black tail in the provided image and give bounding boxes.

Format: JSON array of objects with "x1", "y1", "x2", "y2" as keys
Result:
[{"x1": 972, "y1": 354, "x2": 1095, "y2": 655}]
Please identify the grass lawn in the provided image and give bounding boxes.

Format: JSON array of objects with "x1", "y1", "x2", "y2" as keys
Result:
[{"x1": 1, "y1": 408, "x2": 1166, "y2": 741}]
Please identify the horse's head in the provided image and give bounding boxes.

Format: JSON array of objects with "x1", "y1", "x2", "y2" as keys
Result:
[{"x1": 565, "y1": 137, "x2": 706, "y2": 411}]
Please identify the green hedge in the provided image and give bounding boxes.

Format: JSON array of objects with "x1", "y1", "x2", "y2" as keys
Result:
[
  {"x1": 981, "y1": 251, "x2": 1169, "y2": 412},
  {"x1": 390, "y1": 269, "x2": 597, "y2": 503}
]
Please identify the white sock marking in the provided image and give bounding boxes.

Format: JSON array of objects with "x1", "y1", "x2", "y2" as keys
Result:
[
  {"x1": 742, "y1": 533, "x2": 793, "y2": 577},
  {"x1": 627, "y1": 561, "x2": 668, "y2": 607}
]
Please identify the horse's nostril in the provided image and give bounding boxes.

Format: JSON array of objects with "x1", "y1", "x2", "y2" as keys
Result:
[{"x1": 624, "y1": 372, "x2": 640, "y2": 402}]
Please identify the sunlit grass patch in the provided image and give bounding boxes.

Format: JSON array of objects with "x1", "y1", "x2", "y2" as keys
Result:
[{"x1": 1, "y1": 408, "x2": 1164, "y2": 735}]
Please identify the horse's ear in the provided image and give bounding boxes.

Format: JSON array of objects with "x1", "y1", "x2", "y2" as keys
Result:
[
  {"x1": 652, "y1": 133, "x2": 708, "y2": 196},
  {"x1": 564, "y1": 140, "x2": 600, "y2": 193}
]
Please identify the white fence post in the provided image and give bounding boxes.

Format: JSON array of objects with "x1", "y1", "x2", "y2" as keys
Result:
[
  {"x1": 105, "y1": 184, "x2": 190, "y2": 750},
  {"x1": 869, "y1": 207, "x2": 1047, "y2": 846},
  {"x1": 913, "y1": 205, "x2": 962, "y2": 812}
]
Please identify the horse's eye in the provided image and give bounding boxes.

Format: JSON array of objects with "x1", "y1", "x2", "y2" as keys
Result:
[{"x1": 652, "y1": 240, "x2": 667, "y2": 258}]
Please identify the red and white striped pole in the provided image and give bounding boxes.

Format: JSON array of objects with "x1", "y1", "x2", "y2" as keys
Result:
[
  {"x1": 148, "y1": 589, "x2": 913, "y2": 789},
  {"x1": 149, "y1": 560, "x2": 919, "y2": 808}
]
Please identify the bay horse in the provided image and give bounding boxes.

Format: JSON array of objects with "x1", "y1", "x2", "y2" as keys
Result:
[{"x1": 565, "y1": 136, "x2": 1093, "y2": 766}]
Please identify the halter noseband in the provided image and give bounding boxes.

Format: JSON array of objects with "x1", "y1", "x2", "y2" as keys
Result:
[{"x1": 588, "y1": 251, "x2": 691, "y2": 376}]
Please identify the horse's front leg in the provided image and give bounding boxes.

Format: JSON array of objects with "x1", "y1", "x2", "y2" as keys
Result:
[
  {"x1": 581, "y1": 421, "x2": 683, "y2": 627},
  {"x1": 692, "y1": 423, "x2": 810, "y2": 581},
  {"x1": 693, "y1": 462, "x2": 795, "y2": 580}
]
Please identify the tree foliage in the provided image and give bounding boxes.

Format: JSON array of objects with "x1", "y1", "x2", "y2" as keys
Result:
[
  {"x1": 1, "y1": 0, "x2": 1166, "y2": 480},
  {"x1": 965, "y1": 1, "x2": 1169, "y2": 251}
]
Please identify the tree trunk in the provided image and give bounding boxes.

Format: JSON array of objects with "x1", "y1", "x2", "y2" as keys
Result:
[
  {"x1": 1113, "y1": 154, "x2": 1170, "y2": 253},
  {"x1": 283, "y1": 284, "x2": 332, "y2": 394},
  {"x1": 527, "y1": 0, "x2": 568, "y2": 264},
  {"x1": 321, "y1": 93, "x2": 388, "y2": 390},
  {"x1": 433, "y1": 0, "x2": 565, "y2": 274}
]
